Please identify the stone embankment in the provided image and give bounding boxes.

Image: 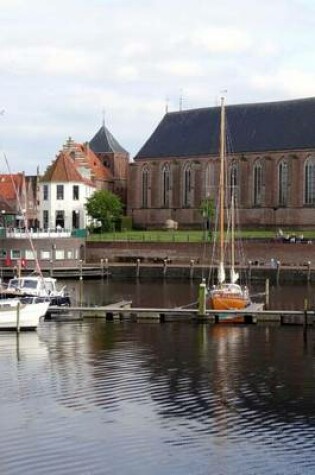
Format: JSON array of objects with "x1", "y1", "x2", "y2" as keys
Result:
[
  {"x1": 86, "y1": 239, "x2": 315, "y2": 268},
  {"x1": 84, "y1": 239, "x2": 315, "y2": 283}
]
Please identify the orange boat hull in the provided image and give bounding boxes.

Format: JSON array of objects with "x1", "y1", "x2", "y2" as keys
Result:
[{"x1": 209, "y1": 293, "x2": 249, "y2": 311}]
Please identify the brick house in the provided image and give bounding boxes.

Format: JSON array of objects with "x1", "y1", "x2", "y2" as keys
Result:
[{"x1": 127, "y1": 97, "x2": 315, "y2": 230}]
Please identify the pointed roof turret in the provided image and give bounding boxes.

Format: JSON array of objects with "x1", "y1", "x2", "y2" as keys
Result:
[{"x1": 89, "y1": 124, "x2": 127, "y2": 154}]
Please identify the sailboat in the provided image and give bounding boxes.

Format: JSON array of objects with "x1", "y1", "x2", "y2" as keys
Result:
[{"x1": 208, "y1": 97, "x2": 250, "y2": 311}]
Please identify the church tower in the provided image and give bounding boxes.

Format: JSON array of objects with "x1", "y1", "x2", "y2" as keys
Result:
[{"x1": 89, "y1": 120, "x2": 129, "y2": 205}]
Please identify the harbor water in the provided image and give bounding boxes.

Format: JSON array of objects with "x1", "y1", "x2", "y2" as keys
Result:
[{"x1": 0, "y1": 280, "x2": 314, "y2": 474}]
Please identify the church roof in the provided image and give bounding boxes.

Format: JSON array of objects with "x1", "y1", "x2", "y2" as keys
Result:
[
  {"x1": 89, "y1": 125, "x2": 127, "y2": 154},
  {"x1": 135, "y1": 97, "x2": 315, "y2": 159}
]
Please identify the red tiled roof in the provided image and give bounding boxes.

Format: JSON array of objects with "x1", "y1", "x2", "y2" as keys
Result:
[
  {"x1": 41, "y1": 141, "x2": 112, "y2": 184},
  {"x1": 81, "y1": 144, "x2": 113, "y2": 181},
  {"x1": 41, "y1": 152, "x2": 94, "y2": 186},
  {"x1": 0, "y1": 173, "x2": 24, "y2": 201}
]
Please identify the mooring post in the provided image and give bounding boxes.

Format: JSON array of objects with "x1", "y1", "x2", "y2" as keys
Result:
[
  {"x1": 198, "y1": 279, "x2": 207, "y2": 317},
  {"x1": 136, "y1": 258, "x2": 140, "y2": 278},
  {"x1": 79, "y1": 259, "x2": 83, "y2": 307},
  {"x1": 163, "y1": 258, "x2": 168, "y2": 277},
  {"x1": 105, "y1": 258, "x2": 109, "y2": 279},
  {"x1": 307, "y1": 261, "x2": 311, "y2": 282},
  {"x1": 248, "y1": 260, "x2": 252, "y2": 281},
  {"x1": 101, "y1": 258, "x2": 104, "y2": 277},
  {"x1": 265, "y1": 278, "x2": 270, "y2": 309},
  {"x1": 190, "y1": 260, "x2": 195, "y2": 279},
  {"x1": 276, "y1": 260, "x2": 281, "y2": 285},
  {"x1": 16, "y1": 301, "x2": 20, "y2": 333},
  {"x1": 303, "y1": 298, "x2": 308, "y2": 343}
]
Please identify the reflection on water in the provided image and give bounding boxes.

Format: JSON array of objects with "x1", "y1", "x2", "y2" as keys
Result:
[
  {"x1": 64, "y1": 277, "x2": 315, "y2": 311},
  {"x1": 0, "y1": 320, "x2": 314, "y2": 474}
]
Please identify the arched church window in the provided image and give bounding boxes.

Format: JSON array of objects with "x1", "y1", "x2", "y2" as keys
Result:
[
  {"x1": 205, "y1": 163, "x2": 214, "y2": 198},
  {"x1": 142, "y1": 166, "x2": 150, "y2": 208},
  {"x1": 304, "y1": 156, "x2": 315, "y2": 205},
  {"x1": 253, "y1": 159, "x2": 263, "y2": 206},
  {"x1": 183, "y1": 163, "x2": 192, "y2": 207},
  {"x1": 229, "y1": 161, "x2": 239, "y2": 204},
  {"x1": 278, "y1": 159, "x2": 289, "y2": 206},
  {"x1": 162, "y1": 163, "x2": 171, "y2": 207}
]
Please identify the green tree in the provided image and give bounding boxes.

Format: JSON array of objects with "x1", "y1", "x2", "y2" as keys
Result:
[
  {"x1": 200, "y1": 197, "x2": 215, "y2": 241},
  {"x1": 85, "y1": 189, "x2": 123, "y2": 232}
]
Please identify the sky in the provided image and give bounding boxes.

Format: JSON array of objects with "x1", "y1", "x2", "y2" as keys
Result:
[{"x1": 0, "y1": 0, "x2": 314, "y2": 174}]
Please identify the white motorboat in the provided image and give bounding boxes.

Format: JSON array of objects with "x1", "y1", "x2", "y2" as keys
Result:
[
  {"x1": 0, "y1": 298, "x2": 50, "y2": 330},
  {"x1": 1, "y1": 276, "x2": 71, "y2": 307}
]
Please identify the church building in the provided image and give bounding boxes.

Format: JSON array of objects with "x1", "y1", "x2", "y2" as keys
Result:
[{"x1": 127, "y1": 97, "x2": 315, "y2": 230}]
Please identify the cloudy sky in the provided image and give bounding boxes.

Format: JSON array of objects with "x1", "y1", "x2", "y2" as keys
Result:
[{"x1": 0, "y1": 0, "x2": 314, "y2": 174}]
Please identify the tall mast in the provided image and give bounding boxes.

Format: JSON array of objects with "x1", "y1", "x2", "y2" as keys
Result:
[{"x1": 219, "y1": 96, "x2": 226, "y2": 276}]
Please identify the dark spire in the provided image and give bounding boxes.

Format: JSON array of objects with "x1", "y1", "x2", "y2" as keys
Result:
[{"x1": 89, "y1": 124, "x2": 127, "y2": 154}]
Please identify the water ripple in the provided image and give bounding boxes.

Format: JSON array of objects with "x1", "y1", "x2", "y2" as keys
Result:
[{"x1": 0, "y1": 323, "x2": 314, "y2": 474}]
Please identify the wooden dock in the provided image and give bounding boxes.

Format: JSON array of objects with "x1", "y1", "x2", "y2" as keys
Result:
[{"x1": 46, "y1": 301, "x2": 315, "y2": 326}]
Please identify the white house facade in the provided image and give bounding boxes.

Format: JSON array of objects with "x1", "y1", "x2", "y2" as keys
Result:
[
  {"x1": 39, "y1": 180, "x2": 95, "y2": 231},
  {"x1": 38, "y1": 139, "x2": 111, "y2": 232}
]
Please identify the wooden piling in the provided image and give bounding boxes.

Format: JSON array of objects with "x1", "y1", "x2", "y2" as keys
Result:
[
  {"x1": 16, "y1": 301, "x2": 20, "y2": 333},
  {"x1": 265, "y1": 279, "x2": 270, "y2": 309},
  {"x1": 136, "y1": 259, "x2": 140, "y2": 278},
  {"x1": 303, "y1": 298, "x2": 308, "y2": 343},
  {"x1": 307, "y1": 261, "x2": 311, "y2": 282},
  {"x1": 198, "y1": 280, "x2": 207, "y2": 317},
  {"x1": 248, "y1": 260, "x2": 252, "y2": 281},
  {"x1": 276, "y1": 260, "x2": 281, "y2": 285},
  {"x1": 163, "y1": 259, "x2": 168, "y2": 277},
  {"x1": 189, "y1": 260, "x2": 195, "y2": 279}
]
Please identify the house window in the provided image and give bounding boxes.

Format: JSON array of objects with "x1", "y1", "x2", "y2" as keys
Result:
[
  {"x1": 73, "y1": 185, "x2": 79, "y2": 200},
  {"x1": 253, "y1": 160, "x2": 263, "y2": 206},
  {"x1": 11, "y1": 249, "x2": 21, "y2": 260},
  {"x1": 162, "y1": 164, "x2": 171, "y2": 207},
  {"x1": 43, "y1": 210, "x2": 49, "y2": 229},
  {"x1": 183, "y1": 163, "x2": 192, "y2": 207},
  {"x1": 55, "y1": 210, "x2": 65, "y2": 228},
  {"x1": 56, "y1": 185, "x2": 64, "y2": 200},
  {"x1": 72, "y1": 210, "x2": 80, "y2": 229},
  {"x1": 304, "y1": 156, "x2": 315, "y2": 205},
  {"x1": 55, "y1": 250, "x2": 65, "y2": 260},
  {"x1": 43, "y1": 185, "x2": 48, "y2": 201},
  {"x1": 25, "y1": 250, "x2": 36, "y2": 260},
  {"x1": 41, "y1": 250, "x2": 51, "y2": 259},
  {"x1": 278, "y1": 160, "x2": 289, "y2": 206},
  {"x1": 142, "y1": 166, "x2": 149, "y2": 208}
]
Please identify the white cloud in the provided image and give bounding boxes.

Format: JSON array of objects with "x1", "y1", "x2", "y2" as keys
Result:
[
  {"x1": 0, "y1": 47, "x2": 97, "y2": 77},
  {"x1": 191, "y1": 27, "x2": 251, "y2": 53},
  {"x1": 251, "y1": 69, "x2": 315, "y2": 98},
  {"x1": 0, "y1": 0, "x2": 314, "y2": 172},
  {"x1": 156, "y1": 60, "x2": 203, "y2": 77}
]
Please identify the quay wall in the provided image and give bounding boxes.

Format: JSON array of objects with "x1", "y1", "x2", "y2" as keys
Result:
[{"x1": 86, "y1": 240, "x2": 315, "y2": 267}]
